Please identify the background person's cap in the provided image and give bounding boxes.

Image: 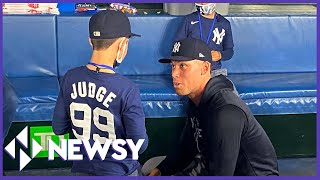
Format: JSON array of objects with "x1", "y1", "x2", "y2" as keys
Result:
[
  {"x1": 159, "y1": 37, "x2": 212, "y2": 63},
  {"x1": 89, "y1": 10, "x2": 140, "y2": 39}
]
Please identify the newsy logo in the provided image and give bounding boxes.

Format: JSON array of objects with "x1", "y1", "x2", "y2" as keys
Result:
[
  {"x1": 4, "y1": 126, "x2": 43, "y2": 171},
  {"x1": 5, "y1": 126, "x2": 145, "y2": 171}
]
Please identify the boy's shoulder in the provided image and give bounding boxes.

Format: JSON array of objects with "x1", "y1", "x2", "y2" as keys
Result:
[
  {"x1": 117, "y1": 75, "x2": 138, "y2": 89},
  {"x1": 184, "y1": 11, "x2": 198, "y2": 20},
  {"x1": 216, "y1": 13, "x2": 230, "y2": 24},
  {"x1": 64, "y1": 67, "x2": 136, "y2": 89},
  {"x1": 64, "y1": 66, "x2": 84, "y2": 76}
]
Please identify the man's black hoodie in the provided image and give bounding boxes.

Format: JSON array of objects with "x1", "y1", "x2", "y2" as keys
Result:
[{"x1": 157, "y1": 75, "x2": 279, "y2": 176}]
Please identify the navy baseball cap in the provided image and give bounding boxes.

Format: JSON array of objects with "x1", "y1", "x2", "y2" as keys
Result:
[
  {"x1": 159, "y1": 37, "x2": 212, "y2": 63},
  {"x1": 89, "y1": 10, "x2": 140, "y2": 39}
]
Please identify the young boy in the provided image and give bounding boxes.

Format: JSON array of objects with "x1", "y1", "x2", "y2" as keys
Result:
[
  {"x1": 52, "y1": 10, "x2": 148, "y2": 176},
  {"x1": 175, "y1": 3, "x2": 234, "y2": 79}
]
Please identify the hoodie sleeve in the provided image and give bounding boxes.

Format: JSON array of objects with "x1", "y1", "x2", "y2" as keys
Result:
[
  {"x1": 206, "y1": 105, "x2": 246, "y2": 175},
  {"x1": 157, "y1": 118, "x2": 197, "y2": 175}
]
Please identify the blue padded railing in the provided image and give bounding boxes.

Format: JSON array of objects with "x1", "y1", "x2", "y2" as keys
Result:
[{"x1": 2, "y1": 14, "x2": 316, "y2": 122}]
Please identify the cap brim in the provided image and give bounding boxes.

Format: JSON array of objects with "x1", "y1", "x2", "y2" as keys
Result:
[
  {"x1": 129, "y1": 33, "x2": 141, "y2": 37},
  {"x1": 159, "y1": 56, "x2": 193, "y2": 63}
]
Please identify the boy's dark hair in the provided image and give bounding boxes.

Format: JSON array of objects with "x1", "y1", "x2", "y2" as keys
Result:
[{"x1": 90, "y1": 38, "x2": 117, "y2": 51}]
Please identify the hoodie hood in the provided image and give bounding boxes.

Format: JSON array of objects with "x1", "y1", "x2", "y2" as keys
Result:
[{"x1": 200, "y1": 75, "x2": 234, "y2": 105}]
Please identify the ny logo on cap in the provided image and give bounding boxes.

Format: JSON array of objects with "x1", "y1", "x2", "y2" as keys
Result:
[
  {"x1": 172, "y1": 42, "x2": 181, "y2": 53},
  {"x1": 93, "y1": 31, "x2": 101, "y2": 37}
]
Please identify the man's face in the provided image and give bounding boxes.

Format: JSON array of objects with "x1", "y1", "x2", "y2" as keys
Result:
[{"x1": 171, "y1": 60, "x2": 203, "y2": 96}]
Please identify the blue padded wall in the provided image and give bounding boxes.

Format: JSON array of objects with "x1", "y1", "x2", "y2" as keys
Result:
[
  {"x1": 3, "y1": 15, "x2": 58, "y2": 77},
  {"x1": 224, "y1": 15, "x2": 316, "y2": 74}
]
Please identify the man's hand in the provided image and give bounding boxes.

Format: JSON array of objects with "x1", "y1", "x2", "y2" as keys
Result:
[
  {"x1": 148, "y1": 168, "x2": 161, "y2": 176},
  {"x1": 211, "y1": 50, "x2": 222, "y2": 62}
]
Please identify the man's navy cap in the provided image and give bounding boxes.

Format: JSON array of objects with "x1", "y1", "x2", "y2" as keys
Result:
[
  {"x1": 159, "y1": 37, "x2": 212, "y2": 63},
  {"x1": 89, "y1": 10, "x2": 140, "y2": 39}
]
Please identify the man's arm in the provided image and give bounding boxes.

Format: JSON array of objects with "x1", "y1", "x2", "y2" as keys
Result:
[
  {"x1": 52, "y1": 77, "x2": 72, "y2": 135},
  {"x1": 220, "y1": 21, "x2": 234, "y2": 61},
  {"x1": 156, "y1": 118, "x2": 197, "y2": 175},
  {"x1": 122, "y1": 86, "x2": 148, "y2": 154},
  {"x1": 207, "y1": 105, "x2": 246, "y2": 175}
]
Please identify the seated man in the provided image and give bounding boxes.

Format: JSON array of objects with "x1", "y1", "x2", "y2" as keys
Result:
[{"x1": 149, "y1": 37, "x2": 279, "y2": 176}]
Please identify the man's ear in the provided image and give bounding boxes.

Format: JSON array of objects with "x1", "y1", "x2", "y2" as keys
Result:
[
  {"x1": 201, "y1": 61, "x2": 211, "y2": 75},
  {"x1": 88, "y1": 37, "x2": 93, "y2": 47}
]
